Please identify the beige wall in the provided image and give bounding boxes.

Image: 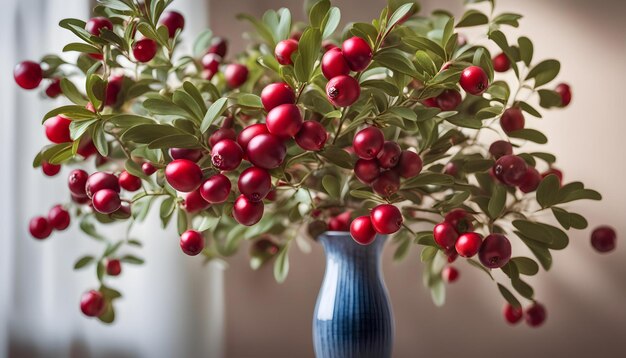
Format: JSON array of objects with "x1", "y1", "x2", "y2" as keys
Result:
[{"x1": 209, "y1": 1, "x2": 626, "y2": 357}]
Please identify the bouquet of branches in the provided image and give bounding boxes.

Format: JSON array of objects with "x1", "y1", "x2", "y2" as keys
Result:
[{"x1": 14, "y1": 0, "x2": 616, "y2": 326}]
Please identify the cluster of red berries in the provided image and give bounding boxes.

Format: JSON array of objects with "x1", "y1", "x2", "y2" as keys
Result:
[
  {"x1": 14, "y1": 60, "x2": 63, "y2": 99},
  {"x1": 28, "y1": 205, "x2": 70, "y2": 240},
  {"x1": 320, "y1": 36, "x2": 372, "y2": 107},
  {"x1": 353, "y1": 126, "x2": 423, "y2": 197},
  {"x1": 503, "y1": 302, "x2": 547, "y2": 327},
  {"x1": 433, "y1": 209, "x2": 512, "y2": 268},
  {"x1": 491, "y1": 152, "x2": 541, "y2": 193},
  {"x1": 68, "y1": 169, "x2": 138, "y2": 215},
  {"x1": 350, "y1": 204, "x2": 403, "y2": 245}
]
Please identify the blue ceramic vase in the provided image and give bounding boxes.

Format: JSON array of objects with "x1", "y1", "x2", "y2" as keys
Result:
[{"x1": 313, "y1": 232, "x2": 394, "y2": 358}]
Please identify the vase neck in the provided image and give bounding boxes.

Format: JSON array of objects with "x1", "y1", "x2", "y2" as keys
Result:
[{"x1": 318, "y1": 232, "x2": 386, "y2": 264}]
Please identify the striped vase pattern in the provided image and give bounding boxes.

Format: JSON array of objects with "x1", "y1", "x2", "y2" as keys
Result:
[{"x1": 313, "y1": 232, "x2": 394, "y2": 358}]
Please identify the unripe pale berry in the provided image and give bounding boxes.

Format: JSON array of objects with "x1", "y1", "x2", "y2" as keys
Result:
[
  {"x1": 165, "y1": 159, "x2": 203, "y2": 192},
  {"x1": 342, "y1": 37, "x2": 372, "y2": 71},
  {"x1": 350, "y1": 216, "x2": 377, "y2": 245},
  {"x1": 274, "y1": 39, "x2": 298, "y2": 65},
  {"x1": 370, "y1": 204, "x2": 402, "y2": 234},
  {"x1": 353, "y1": 127, "x2": 384, "y2": 160},
  {"x1": 232, "y1": 194, "x2": 264, "y2": 226},
  {"x1": 261, "y1": 83, "x2": 295, "y2": 112},
  {"x1": 326, "y1": 75, "x2": 360, "y2": 107},
  {"x1": 265, "y1": 104, "x2": 303, "y2": 138},
  {"x1": 180, "y1": 230, "x2": 205, "y2": 256},
  {"x1": 200, "y1": 174, "x2": 231, "y2": 204},
  {"x1": 455, "y1": 232, "x2": 482, "y2": 257},
  {"x1": 459, "y1": 66, "x2": 489, "y2": 95}
]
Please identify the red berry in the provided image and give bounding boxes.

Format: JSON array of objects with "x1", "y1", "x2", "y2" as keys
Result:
[
  {"x1": 165, "y1": 159, "x2": 203, "y2": 192},
  {"x1": 118, "y1": 170, "x2": 142, "y2": 192},
  {"x1": 266, "y1": 104, "x2": 303, "y2": 138},
  {"x1": 160, "y1": 11, "x2": 185, "y2": 38},
  {"x1": 261, "y1": 83, "x2": 295, "y2": 112},
  {"x1": 132, "y1": 38, "x2": 158, "y2": 62},
  {"x1": 342, "y1": 37, "x2": 372, "y2": 71},
  {"x1": 274, "y1": 39, "x2": 298, "y2": 65},
  {"x1": 45, "y1": 78, "x2": 63, "y2": 98},
  {"x1": 442, "y1": 266, "x2": 459, "y2": 283},
  {"x1": 295, "y1": 121, "x2": 328, "y2": 151},
  {"x1": 455, "y1": 232, "x2": 482, "y2": 257},
  {"x1": 201, "y1": 53, "x2": 221, "y2": 72},
  {"x1": 85, "y1": 17, "x2": 113, "y2": 35},
  {"x1": 80, "y1": 290, "x2": 106, "y2": 317},
  {"x1": 591, "y1": 226, "x2": 617, "y2": 253},
  {"x1": 92, "y1": 189, "x2": 122, "y2": 214},
  {"x1": 443, "y1": 162, "x2": 458, "y2": 177},
  {"x1": 106, "y1": 259, "x2": 122, "y2": 276},
  {"x1": 14, "y1": 61, "x2": 43, "y2": 89},
  {"x1": 142, "y1": 162, "x2": 157, "y2": 176},
  {"x1": 184, "y1": 189, "x2": 210, "y2": 213},
  {"x1": 370, "y1": 204, "x2": 403, "y2": 234},
  {"x1": 321, "y1": 48, "x2": 350, "y2": 80},
  {"x1": 396, "y1": 151, "x2": 423, "y2": 178},
  {"x1": 104, "y1": 75, "x2": 123, "y2": 106},
  {"x1": 209, "y1": 128, "x2": 236, "y2": 148},
  {"x1": 372, "y1": 170, "x2": 400, "y2": 197},
  {"x1": 322, "y1": 41, "x2": 338, "y2": 52},
  {"x1": 224, "y1": 64, "x2": 248, "y2": 88},
  {"x1": 68, "y1": 169, "x2": 89, "y2": 197},
  {"x1": 518, "y1": 167, "x2": 541, "y2": 193},
  {"x1": 29, "y1": 216, "x2": 52, "y2": 239},
  {"x1": 555, "y1": 83, "x2": 572, "y2": 107},
  {"x1": 77, "y1": 138, "x2": 98, "y2": 158},
  {"x1": 85, "y1": 172, "x2": 120, "y2": 198},
  {"x1": 48, "y1": 205, "x2": 70, "y2": 231},
  {"x1": 232, "y1": 194, "x2": 264, "y2": 226},
  {"x1": 200, "y1": 174, "x2": 231, "y2": 203},
  {"x1": 494, "y1": 154, "x2": 527, "y2": 186},
  {"x1": 488, "y1": 140, "x2": 513, "y2": 159},
  {"x1": 353, "y1": 127, "x2": 384, "y2": 160},
  {"x1": 329, "y1": 211, "x2": 352, "y2": 231},
  {"x1": 42, "y1": 161, "x2": 61, "y2": 177},
  {"x1": 208, "y1": 37, "x2": 228, "y2": 57},
  {"x1": 350, "y1": 216, "x2": 377, "y2": 245},
  {"x1": 354, "y1": 159, "x2": 380, "y2": 184},
  {"x1": 246, "y1": 134, "x2": 286, "y2": 169},
  {"x1": 237, "y1": 124, "x2": 269, "y2": 152},
  {"x1": 422, "y1": 97, "x2": 438, "y2": 108},
  {"x1": 110, "y1": 203, "x2": 131, "y2": 220},
  {"x1": 211, "y1": 139, "x2": 243, "y2": 171},
  {"x1": 500, "y1": 107, "x2": 525, "y2": 133},
  {"x1": 444, "y1": 209, "x2": 474, "y2": 233},
  {"x1": 542, "y1": 168, "x2": 563, "y2": 184},
  {"x1": 446, "y1": 248, "x2": 458, "y2": 263},
  {"x1": 436, "y1": 90, "x2": 462, "y2": 111},
  {"x1": 44, "y1": 115, "x2": 72, "y2": 143},
  {"x1": 503, "y1": 304, "x2": 523, "y2": 324},
  {"x1": 326, "y1": 75, "x2": 360, "y2": 107},
  {"x1": 377, "y1": 141, "x2": 402, "y2": 169},
  {"x1": 459, "y1": 66, "x2": 489, "y2": 95},
  {"x1": 433, "y1": 222, "x2": 459, "y2": 250},
  {"x1": 71, "y1": 194, "x2": 91, "y2": 205},
  {"x1": 180, "y1": 230, "x2": 205, "y2": 256},
  {"x1": 170, "y1": 148, "x2": 203, "y2": 162},
  {"x1": 525, "y1": 303, "x2": 547, "y2": 327},
  {"x1": 238, "y1": 167, "x2": 272, "y2": 201},
  {"x1": 478, "y1": 234, "x2": 512, "y2": 268},
  {"x1": 492, "y1": 53, "x2": 511, "y2": 72}
]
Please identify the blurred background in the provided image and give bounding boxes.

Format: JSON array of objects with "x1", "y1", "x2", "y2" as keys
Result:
[{"x1": 1, "y1": 0, "x2": 625, "y2": 357}]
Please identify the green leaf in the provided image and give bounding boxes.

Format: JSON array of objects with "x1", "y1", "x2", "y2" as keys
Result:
[
  {"x1": 322, "y1": 175, "x2": 341, "y2": 198},
  {"x1": 430, "y1": 279, "x2": 446, "y2": 307},
  {"x1": 120, "y1": 255, "x2": 145, "y2": 265},
  {"x1": 511, "y1": 277, "x2": 534, "y2": 299},
  {"x1": 414, "y1": 51, "x2": 437, "y2": 76},
  {"x1": 69, "y1": 118, "x2": 98, "y2": 141},
  {"x1": 143, "y1": 98, "x2": 192, "y2": 117},
  {"x1": 493, "y1": 13, "x2": 522, "y2": 27},
  {"x1": 511, "y1": 257, "x2": 539, "y2": 276},
  {"x1": 79, "y1": 217, "x2": 105, "y2": 241},
  {"x1": 193, "y1": 29, "x2": 213, "y2": 58},
  {"x1": 42, "y1": 105, "x2": 96, "y2": 122},
  {"x1": 63, "y1": 42, "x2": 101, "y2": 54},
  {"x1": 512, "y1": 220, "x2": 553, "y2": 245},
  {"x1": 91, "y1": 121, "x2": 109, "y2": 157},
  {"x1": 319, "y1": 145, "x2": 354, "y2": 169},
  {"x1": 374, "y1": 48, "x2": 417, "y2": 77},
  {"x1": 350, "y1": 190, "x2": 383, "y2": 202},
  {"x1": 415, "y1": 231, "x2": 435, "y2": 246},
  {"x1": 293, "y1": 27, "x2": 322, "y2": 82},
  {"x1": 237, "y1": 13, "x2": 275, "y2": 46},
  {"x1": 404, "y1": 36, "x2": 446, "y2": 61},
  {"x1": 517, "y1": 36, "x2": 533, "y2": 66},
  {"x1": 201, "y1": 97, "x2": 229, "y2": 134},
  {"x1": 108, "y1": 114, "x2": 156, "y2": 128},
  {"x1": 467, "y1": 258, "x2": 494, "y2": 280},
  {"x1": 393, "y1": 236, "x2": 412, "y2": 261},
  {"x1": 538, "y1": 89, "x2": 562, "y2": 108},
  {"x1": 403, "y1": 172, "x2": 454, "y2": 188},
  {"x1": 275, "y1": 8, "x2": 292, "y2": 42},
  {"x1": 518, "y1": 101, "x2": 542, "y2": 118},
  {"x1": 309, "y1": 0, "x2": 330, "y2": 28},
  {"x1": 536, "y1": 174, "x2": 560, "y2": 208},
  {"x1": 497, "y1": 283, "x2": 521, "y2": 309},
  {"x1": 488, "y1": 184, "x2": 506, "y2": 219},
  {"x1": 60, "y1": 79, "x2": 88, "y2": 105},
  {"x1": 235, "y1": 93, "x2": 263, "y2": 108},
  {"x1": 526, "y1": 59, "x2": 560, "y2": 88},
  {"x1": 456, "y1": 9, "x2": 488, "y2": 27},
  {"x1": 160, "y1": 197, "x2": 176, "y2": 227},
  {"x1": 321, "y1": 7, "x2": 341, "y2": 39},
  {"x1": 273, "y1": 245, "x2": 290, "y2": 283},
  {"x1": 507, "y1": 129, "x2": 548, "y2": 144},
  {"x1": 74, "y1": 256, "x2": 95, "y2": 270},
  {"x1": 386, "y1": 3, "x2": 414, "y2": 33},
  {"x1": 420, "y1": 246, "x2": 437, "y2": 262},
  {"x1": 177, "y1": 208, "x2": 187, "y2": 235},
  {"x1": 558, "y1": 188, "x2": 602, "y2": 204}
]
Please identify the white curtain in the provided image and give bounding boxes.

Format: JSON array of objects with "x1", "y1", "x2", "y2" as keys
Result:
[{"x1": 0, "y1": 1, "x2": 224, "y2": 357}]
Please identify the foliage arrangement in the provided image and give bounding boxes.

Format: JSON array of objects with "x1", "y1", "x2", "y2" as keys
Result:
[{"x1": 14, "y1": 0, "x2": 617, "y2": 326}]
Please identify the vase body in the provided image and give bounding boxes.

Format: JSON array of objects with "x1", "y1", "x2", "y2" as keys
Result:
[{"x1": 313, "y1": 232, "x2": 394, "y2": 358}]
